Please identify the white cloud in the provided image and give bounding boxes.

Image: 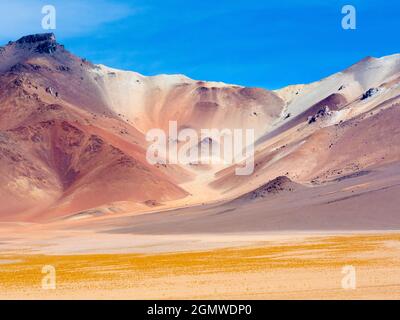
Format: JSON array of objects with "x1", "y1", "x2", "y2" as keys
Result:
[{"x1": 0, "y1": 0, "x2": 137, "y2": 42}]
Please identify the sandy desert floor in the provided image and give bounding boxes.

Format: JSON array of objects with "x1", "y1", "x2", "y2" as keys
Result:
[
  {"x1": 1, "y1": 162, "x2": 400, "y2": 299},
  {"x1": 1, "y1": 232, "x2": 400, "y2": 299}
]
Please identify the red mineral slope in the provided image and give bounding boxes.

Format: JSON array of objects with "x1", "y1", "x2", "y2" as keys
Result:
[{"x1": 0, "y1": 34, "x2": 190, "y2": 221}]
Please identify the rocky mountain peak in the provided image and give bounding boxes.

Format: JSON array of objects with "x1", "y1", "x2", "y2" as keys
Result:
[
  {"x1": 12, "y1": 33, "x2": 58, "y2": 54},
  {"x1": 16, "y1": 33, "x2": 56, "y2": 44}
]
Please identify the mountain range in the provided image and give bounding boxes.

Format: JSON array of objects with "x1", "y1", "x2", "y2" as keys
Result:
[{"x1": 1, "y1": 33, "x2": 400, "y2": 229}]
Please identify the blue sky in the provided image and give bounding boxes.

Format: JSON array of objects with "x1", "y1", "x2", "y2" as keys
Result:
[{"x1": 0, "y1": 0, "x2": 399, "y2": 89}]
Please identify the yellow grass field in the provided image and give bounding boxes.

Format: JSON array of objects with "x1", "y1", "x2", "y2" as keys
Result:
[{"x1": 1, "y1": 233, "x2": 400, "y2": 299}]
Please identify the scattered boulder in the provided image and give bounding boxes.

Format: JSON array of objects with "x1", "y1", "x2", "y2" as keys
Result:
[
  {"x1": 13, "y1": 78, "x2": 23, "y2": 87},
  {"x1": 56, "y1": 65, "x2": 71, "y2": 72},
  {"x1": 307, "y1": 106, "x2": 331, "y2": 124},
  {"x1": 144, "y1": 200, "x2": 162, "y2": 207},
  {"x1": 46, "y1": 86, "x2": 58, "y2": 97},
  {"x1": 361, "y1": 88, "x2": 378, "y2": 100}
]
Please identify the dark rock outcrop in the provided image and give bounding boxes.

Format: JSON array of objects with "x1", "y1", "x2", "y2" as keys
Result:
[
  {"x1": 46, "y1": 86, "x2": 58, "y2": 97},
  {"x1": 15, "y1": 33, "x2": 57, "y2": 54},
  {"x1": 16, "y1": 33, "x2": 56, "y2": 44},
  {"x1": 308, "y1": 106, "x2": 331, "y2": 124},
  {"x1": 231, "y1": 176, "x2": 302, "y2": 204},
  {"x1": 361, "y1": 88, "x2": 378, "y2": 100},
  {"x1": 248, "y1": 176, "x2": 296, "y2": 199}
]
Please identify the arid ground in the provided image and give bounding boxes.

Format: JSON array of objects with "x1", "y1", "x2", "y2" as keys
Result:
[
  {"x1": 1, "y1": 233, "x2": 400, "y2": 299},
  {"x1": 1, "y1": 162, "x2": 400, "y2": 299}
]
